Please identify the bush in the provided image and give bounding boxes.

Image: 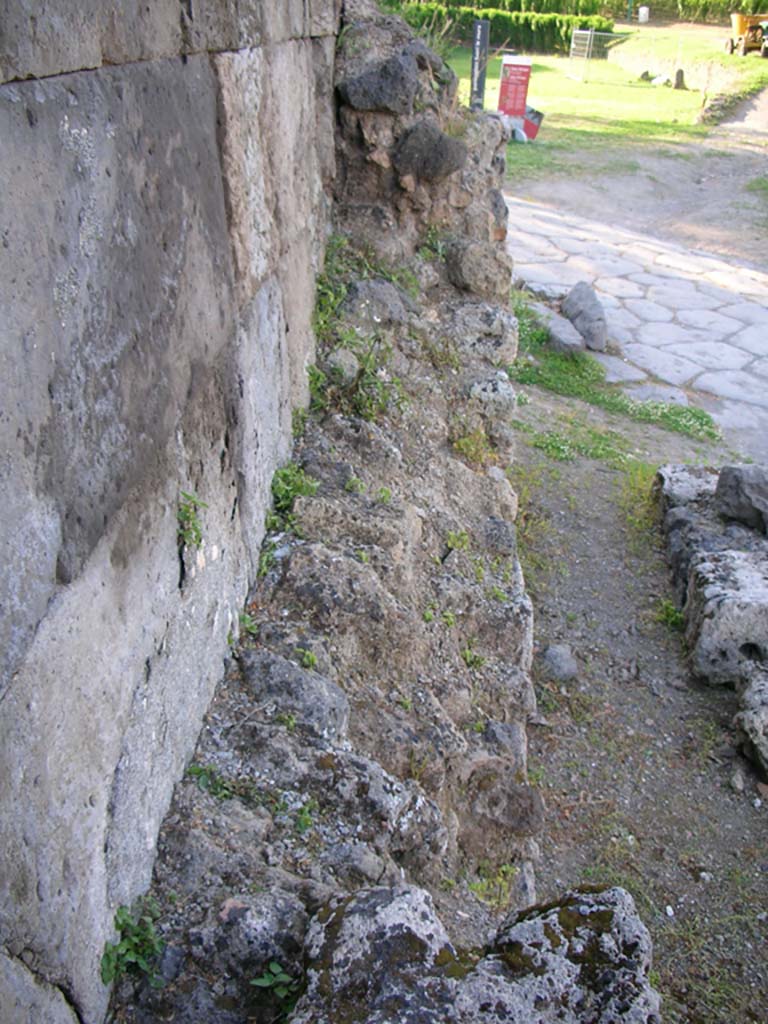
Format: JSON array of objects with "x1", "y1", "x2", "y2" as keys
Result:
[{"x1": 397, "y1": 3, "x2": 613, "y2": 54}]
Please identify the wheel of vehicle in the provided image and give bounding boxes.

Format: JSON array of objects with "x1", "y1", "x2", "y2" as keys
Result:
[
  {"x1": 737, "y1": 36, "x2": 747, "y2": 56},
  {"x1": 724, "y1": 37, "x2": 735, "y2": 54}
]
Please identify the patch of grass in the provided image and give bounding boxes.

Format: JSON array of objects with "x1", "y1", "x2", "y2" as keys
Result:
[
  {"x1": 468, "y1": 863, "x2": 518, "y2": 911},
  {"x1": 461, "y1": 639, "x2": 486, "y2": 671},
  {"x1": 250, "y1": 961, "x2": 302, "y2": 1018},
  {"x1": 452, "y1": 425, "x2": 495, "y2": 466},
  {"x1": 746, "y1": 175, "x2": 768, "y2": 199},
  {"x1": 654, "y1": 598, "x2": 685, "y2": 632},
  {"x1": 616, "y1": 461, "x2": 660, "y2": 545},
  {"x1": 508, "y1": 325, "x2": 719, "y2": 443},
  {"x1": 309, "y1": 335, "x2": 405, "y2": 423},
  {"x1": 446, "y1": 529, "x2": 470, "y2": 553},
  {"x1": 519, "y1": 416, "x2": 632, "y2": 467}
]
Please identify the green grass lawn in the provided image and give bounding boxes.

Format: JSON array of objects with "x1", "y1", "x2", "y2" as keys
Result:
[{"x1": 447, "y1": 22, "x2": 768, "y2": 178}]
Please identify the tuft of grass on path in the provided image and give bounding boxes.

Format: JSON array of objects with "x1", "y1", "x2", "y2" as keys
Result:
[{"x1": 509, "y1": 295, "x2": 721, "y2": 444}]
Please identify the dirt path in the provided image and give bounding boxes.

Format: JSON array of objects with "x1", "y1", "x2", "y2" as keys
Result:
[
  {"x1": 506, "y1": 94, "x2": 768, "y2": 1023},
  {"x1": 507, "y1": 385, "x2": 768, "y2": 1024},
  {"x1": 511, "y1": 89, "x2": 768, "y2": 268}
]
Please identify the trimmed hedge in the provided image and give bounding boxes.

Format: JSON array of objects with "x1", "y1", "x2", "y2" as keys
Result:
[
  {"x1": 600, "y1": 0, "x2": 764, "y2": 21},
  {"x1": 397, "y1": 2, "x2": 614, "y2": 53},
  {"x1": 418, "y1": 0, "x2": 603, "y2": 14}
]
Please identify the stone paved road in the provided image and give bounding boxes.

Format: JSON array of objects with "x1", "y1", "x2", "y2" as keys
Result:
[{"x1": 505, "y1": 196, "x2": 768, "y2": 461}]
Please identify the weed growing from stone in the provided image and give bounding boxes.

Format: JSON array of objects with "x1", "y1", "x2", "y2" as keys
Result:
[
  {"x1": 376, "y1": 486, "x2": 392, "y2": 504},
  {"x1": 177, "y1": 491, "x2": 207, "y2": 549},
  {"x1": 446, "y1": 529, "x2": 470, "y2": 553},
  {"x1": 258, "y1": 541, "x2": 276, "y2": 577},
  {"x1": 452, "y1": 425, "x2": 495, "y2": 466},
  {"x1": 250, "y1": 961, "x2": 302, "y2": 1017},
  {"x1": 345, "y1": 475, "x2": 365, "y2": 494},
  {"x1": 187, "y1": 763, "x2": 235, "y2": 800},
  {"x1": 295, "y1": 798, "x2": 318, "y2": 834},
  {"x1": 296, "y1": 647, "x2": 318, "y2": 670},
  {"x1": 468, "y1": 863, "x2": 518, "y2": 911},
  {"x1": 461, "y1": 639, "x2": 486, "y2": 670},
  {"x1": 239, "y1": 611, "x2": 259, "y2": 637},
  {"x1": 292, "y1": 407, "x2": 308, "y2": 440},
  {"x1": 100, "y1": 899, "x2": 164, "y2": 989},
  {"x1": 268, "y1": 462, "x2": 319, "y2": 532},
  {"x1": 654, "y1": 598, "x2": 685, "y2": 632},
  {"x1": 309, "y1": 335, "x2": 404, "y2": 423},
  {"x1": 441, "y1": 610, "x2": 456, "y2": 627},
  {"x1": 276, "y1": 712, "x2": 297, "y2": 732}
]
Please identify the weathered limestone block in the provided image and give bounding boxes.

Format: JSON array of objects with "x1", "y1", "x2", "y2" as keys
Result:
[
  {"x1": 0, "y1": 953, "x2": 80, "y2": 1024},
  {"x1": 715, "y1": 464, "x2": 768, "y2": 535},
  {"x1": 0, "y1": 39, "x2": 328, "y2": 1021},
  {"x1": 685, "y1": 549, "x2": 768, "y2": 685},
  {"x1": 292, "y1": 885, "x2": 661, "y2": 1023},
  {"x1": 1, "y1": 1, "x2": 341, "y2": 84},
  {"x1": 734, "y1": 668, "x2": 768, "y2": 777},
  {"x1": 446, "y1": 239, "x2": 513, "y2": 302}
]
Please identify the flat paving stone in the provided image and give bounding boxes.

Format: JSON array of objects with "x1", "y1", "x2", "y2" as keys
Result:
[
  {"x1": 594, "y1": 277, "x2": 645, "y2": 298},
  {"x1": 675, "y1": 309, "x2": 743, "y2": 335},
  {"x1": 665, "y1": 340, "x2": 753, "y2": 371},
  {"x1": 624, "y1": 383, "x2": 689, "y2": 405},
  {"x1": 624, "y1": 299, "x2": 674, "y2": 322},
  {"x1": 695, "y1": 369, "x2": 768, "y2": 408},
  {"x1": 709, "y1": 399, "x2": 768, "y2": 462},
  {"x1": 730, "y1": 325, "x2": 768, "y2": 357},
  {"x1": 605, "y1": 305, "x2": 642, "y2": 329},
  {"x1": 636, "y1": 322, "x2": 711, "y2": 348},
  {"x1": 656, "y1": 251, "x2": 711, "y2": 275},
  {"x1": 647, "y1": 284, "x2": 722, "y2": 310},
  {"x1": 752, "y1": 357, "x2": 768, "y2": 379},
  {"x1": 622, "y1": 343, "x2": 702, "y2": 385},
  {"x1": 592, "y1": 352, "x2": 647, "y2": 383},
  {"x1": 515, "y1": 262, "x2": 591, "y2": 287},
  {"x1": 706, "y1": 269, "x2": 768, "y2": 299},
  {"x1": 569, "y1": 256, "x2": 644, "y2": 277},
  {"x1": 718, "y1": 303, "x2": 768, "y2": 326}
]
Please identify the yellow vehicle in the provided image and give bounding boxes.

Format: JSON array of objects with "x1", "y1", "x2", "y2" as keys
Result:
[{"x1": 725, "y1": 12, "x2": 768, "y2": 56}]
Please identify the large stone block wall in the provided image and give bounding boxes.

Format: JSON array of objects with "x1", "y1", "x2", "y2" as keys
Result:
[{"x1": 0, "y1": 3, "x2": 338, "y2": 1021}]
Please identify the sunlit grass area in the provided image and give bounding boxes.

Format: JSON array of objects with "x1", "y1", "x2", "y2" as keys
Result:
[{"x1": 446, "y1": 22, "x2": 768, "y2": 180}]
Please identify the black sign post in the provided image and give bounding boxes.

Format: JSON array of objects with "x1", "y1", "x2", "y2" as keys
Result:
[{"x1": 470, "y1": 19, "x2": 490, "y2": 111}]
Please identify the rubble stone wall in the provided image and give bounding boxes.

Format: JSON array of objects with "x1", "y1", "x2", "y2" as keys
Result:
[{"x1": 0, "y1": 3, "x2": 338, "y2": 1021}]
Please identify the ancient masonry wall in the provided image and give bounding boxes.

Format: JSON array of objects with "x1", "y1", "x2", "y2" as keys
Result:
[{"x1": 0, "y1": 3, "x2": 339, "y2": 1021}]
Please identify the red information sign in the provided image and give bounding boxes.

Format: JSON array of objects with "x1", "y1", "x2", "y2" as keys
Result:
[{"x1": 497, "y1": 56, "x2": 531, "y2": 117}]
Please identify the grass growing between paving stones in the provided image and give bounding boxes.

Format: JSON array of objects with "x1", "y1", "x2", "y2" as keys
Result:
[{"x1": 509, "y1": 293, "x2": 721, "y2": 444}]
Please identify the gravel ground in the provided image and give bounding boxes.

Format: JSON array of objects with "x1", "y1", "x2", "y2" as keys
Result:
[{"x1": 508, "y1": 384, "x2": 768, "y2": 1024}]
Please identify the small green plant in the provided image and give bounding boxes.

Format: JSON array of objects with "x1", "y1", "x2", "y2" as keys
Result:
[
  {"x1": 345, "y1": 475, "x2": 365, "y2": 494},
  {"x1": 269, "y1": 462, "x2": 319, "y2": 531},
  {"x1": 177, "y1": 491, "x2": 207, "y2": 549},
  {"x1": 617, "y1": 461, "x2": 660, "y2": 548},
  {"x1": 100, "y1": 900, "x2": 164, "y2": 988},
  {"x1": 423, "y1": 604, "x2": 436, "y2": 623},
  {"x1": 250, "y1": 961, "x2": 302, "y2": 1014},
  {"x1": 296, "y1": 647, "x2": 318, "y2": 670},
  {"x1": 295, "y1": 798, "x2": 318, "y2": 835},
  {"x1": 418, "y1": 224, "x2": 448, "y2": 262},
  {"x1": 452, "y1": 427, "x2": 494, "y2": 466},
  {"x1": 258, "y1": 541, "x2": 276, "y2": 577},
  {"x1": 469, "y1": 863, "x2": 518, "y2": 911},
  {"x1": 187, "y1": 763, "x2": 235, "y2": 800},
  {"x1": 409, "y1": 748, "x2": 429, "y2": 782},
  {"x1": 446, "y1": 529, "x2": 470, "y2": 553},
  {"x1": 292, "y1": 407, "x2": 308, "y2": 439},
  {"x1": 655, "y1": 598, "x2": 685, "y2": 632},
  {"x1": 397, "y1": 696, "x2": 413, "y2": 711},
  {"x1": 441, "y1": 609, "x2": 456, "y2": 627},
  {"x1": 357, "y1": 549, "x2": 370, "y2": 563},
  {"x1": 461, "y1": 640, "x2": 486, "y2": 671},
  {"x1": 239, "y1": 611, "x2": 258, "y2": 637},
  {"x1": 376, "y1": 486, "x2": 392, "y2": 504},
  {"x1": 276, "y1": 712, "x2": 297, "y2": 732},
  {"x1": 487, "y1": 585, "x2": 506, "y2": 602}
]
